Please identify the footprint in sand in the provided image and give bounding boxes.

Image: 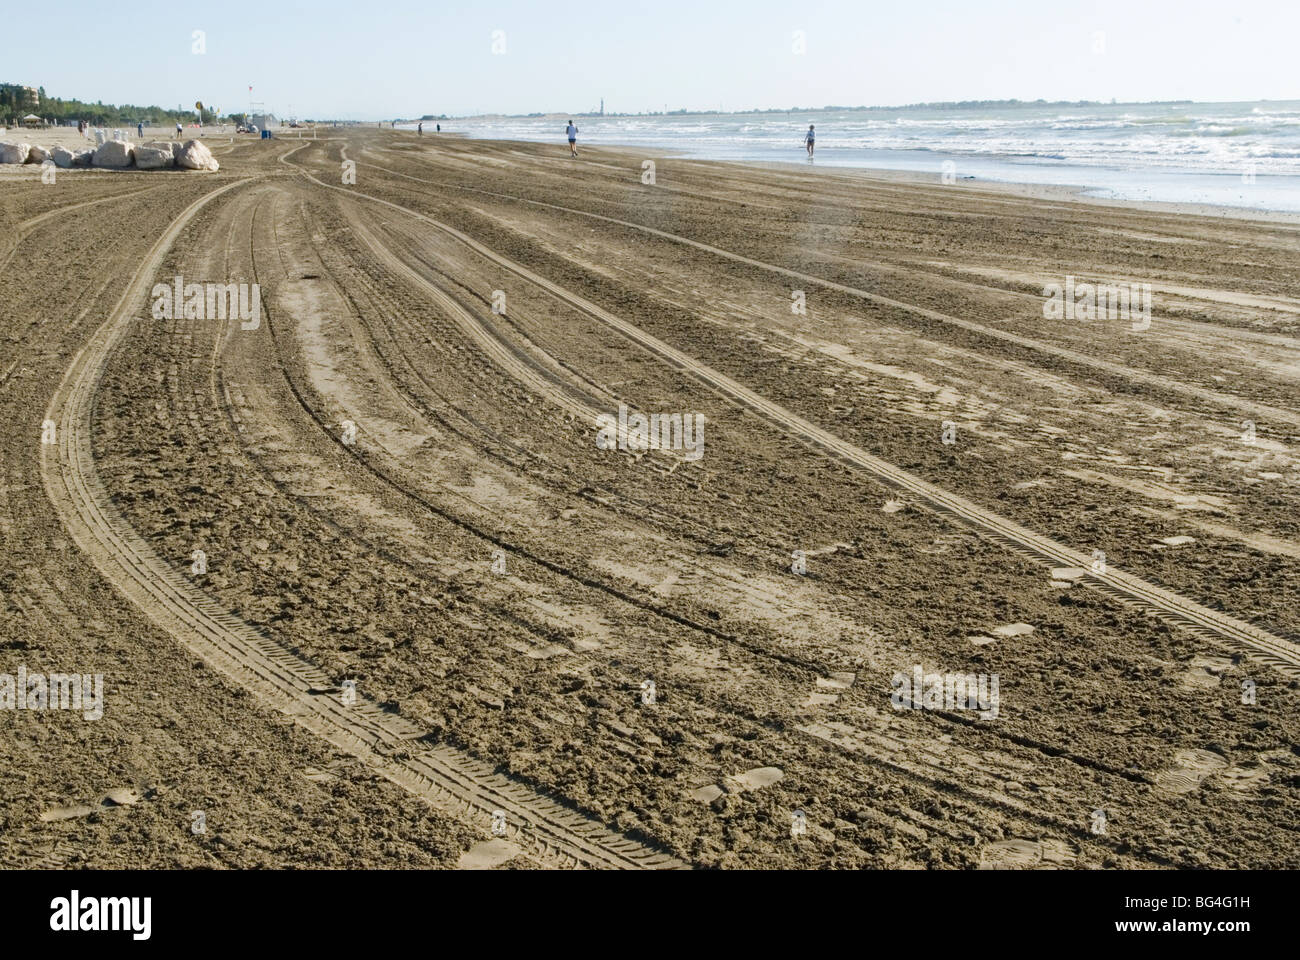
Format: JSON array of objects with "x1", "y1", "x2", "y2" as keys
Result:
[
  {"x1": 1155, "y1": 749, "x2": 1227, "y2": 794},
  {"x1": 690, "y1": 784, "x2": 725, "y2": 803},
  {"x1": 301, "y1": 767, "x2": 339, "y2": 783},
  {"x1": 39, "y1": 785, "x2": 143, "y2": 822},
  {"x1": 39, "y1": 804, "x2": 96, "y2": 823},
  {"x1": 918, "y1": 534, "x2": 968, "y2": 555},
  {"x1": 1050, "y1": 566, "x2": 1087, "y2": 588},
  {"x1": 801, "y1": 691, "x2": 840, "y2": 709},
  {"x1": 801, "y1": 672, "x2": 856, "y2": 709},
  {"x1": 102, "y1": 786, "x2": 142, "y2": 806},
  {"x1": 1220, "y1": 765, "x2": 1270, "y2": 793},
  {"x1": 972, "y1": 623, "x2": 1035, "y2": 645},
  {"x1": 457, "y1": 838, "x2": 522, "y2": 870},
  {"x1": 690, "y1": 766, "x2": 784, "y2": 803},
  {"x1": 1180, "y1": 654, "x2": 1233, "y2": 689},
  {"x1": 979, "y1": 837, "x2": 1077, "y2": 869},
  {"x1": 817, "y1": 672, "x2": 856, "y2": 690}
]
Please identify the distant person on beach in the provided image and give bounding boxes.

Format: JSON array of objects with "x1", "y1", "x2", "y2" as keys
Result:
[
  {"x1": 436, "y1": 123, "x2": 440, "y2": 132},
  {"x1": 137, "y1": 121, "x2": 143, "y2": 138},
  {"x1": 804, "y1": 124, "x2": 815, "y2": 158},
  {"x1": 418, "y1": 122, "x2": 423, "y2": 135},
  {"x1": 176, "y1": 120, "x2": 183, "y2": 139},
  {"x1": 566, "y1": 120, "x2": 578, "y2": 157}
]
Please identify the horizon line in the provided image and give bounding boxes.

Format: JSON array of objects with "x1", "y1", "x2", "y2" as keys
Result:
[{"x1": 400, "y1": 95, "x2": 1298, "y2": 123}]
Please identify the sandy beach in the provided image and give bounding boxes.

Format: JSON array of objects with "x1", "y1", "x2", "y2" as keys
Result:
[{"x1": 1, "y1": 127, "x2": 1298, "y2": 870}]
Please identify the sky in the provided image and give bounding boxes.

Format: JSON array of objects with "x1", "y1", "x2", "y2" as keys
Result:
[{"x1": 6, "y1": 0, "x2": 1299, "y2": 119}]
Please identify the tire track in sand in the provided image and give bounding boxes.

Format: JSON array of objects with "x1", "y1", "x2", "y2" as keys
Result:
[
  {"x1": 354, "y1": 149, "x2": 1300, "y2": 430},
  {"x1": 286, "y1": 162, "x2": 1300, "y2": 678},
  {"x1": 39, "y1": 177, "x2": 686, "y2": 870}
]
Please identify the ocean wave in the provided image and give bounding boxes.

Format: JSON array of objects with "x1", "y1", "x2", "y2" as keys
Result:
[{"x1": 452, "y1": 99, "x2": 1300, "y2": 176}]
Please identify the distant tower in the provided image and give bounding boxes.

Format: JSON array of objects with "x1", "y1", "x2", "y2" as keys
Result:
[{"x1": 600, "y1": 98, "x2": 604, "y2": 116}]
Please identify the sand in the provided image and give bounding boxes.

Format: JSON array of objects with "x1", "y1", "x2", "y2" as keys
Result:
[{"x1": 1, "y1": 128, "x2": 1298, "y2": 869}]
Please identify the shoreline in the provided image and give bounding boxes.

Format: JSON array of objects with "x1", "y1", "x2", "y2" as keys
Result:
[
  {"x1": 725, "y1": 157, "x2": 1300, "y2": 226},
  {"x1": 402, "y1": 128, "x2": 1300, "y2": 226},
  {"x1": 402, "y1": 112, "x2": 1300, "y2": 221}
]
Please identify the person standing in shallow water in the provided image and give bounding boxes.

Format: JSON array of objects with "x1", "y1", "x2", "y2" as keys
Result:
[
  {"x1": 566, "y1": 120, "x2": 579, "y2": 158},
  {"x1": 804, "y1": 124, "x2": 815, "y2": 158}
]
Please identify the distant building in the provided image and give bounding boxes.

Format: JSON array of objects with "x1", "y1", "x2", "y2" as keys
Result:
[{"x1": 249, "y1": 113, "x2": 280, "y2": 129}]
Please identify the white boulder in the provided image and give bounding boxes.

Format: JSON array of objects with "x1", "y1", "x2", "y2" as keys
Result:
[
  {"x1": 51, "y1": 146, "x2": 77, "y2": 168},
  {"x1": 72, "y1": 149, "x2": 94, "y2": 168},
  {"x1": 145, "y1": 140, "x2": 182, "y2": 159},
  {"x1": 176, "y1": 139, "x2": 218, "y2": 171},
  {"x1": 0, "y1": 142, "x2": 31, "y2": 164},
  {"x1": 135, "y1": 145, "x2": 174, "y2": 169},
  {"x1": 93, "y1": 139, "x2": 135, "y2": 168}
]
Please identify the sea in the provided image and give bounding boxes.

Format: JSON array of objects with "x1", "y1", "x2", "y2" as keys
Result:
[{"x1": 408, "y1": 101, "x2": 1300, "y2": 212}]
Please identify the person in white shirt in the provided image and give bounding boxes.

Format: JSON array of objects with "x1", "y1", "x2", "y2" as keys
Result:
[{"x1": 566, "y1": 121, "x2": 578, "y2": 158}]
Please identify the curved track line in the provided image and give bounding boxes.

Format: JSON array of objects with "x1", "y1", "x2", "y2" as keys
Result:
[
  {"x1": 40, "y1": 178, "x2": 685, "y2": 870},
  {"x1": 355, "y1": 150, "x2": 1300, "y2": 430},
  {"x1": 2, "y1": 185, "x2": 164, "y2": 272},
  {"x1": 345, "y1": 209, "x2": 605, "y2": 425},
  {"x1": 17, "y1": 185, "x2": 162, "y2": 234},
  {"x1": 288, "y1": 163, "x2": 1300, "y2": 678},
  {"x1": 259, "y1": 192, "x2": 1194, "y2": 822}
]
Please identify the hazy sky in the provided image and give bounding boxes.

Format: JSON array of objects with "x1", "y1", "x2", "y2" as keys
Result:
[{"x1": 7, "y1": 0, "x2": 1298, "y2": 118}]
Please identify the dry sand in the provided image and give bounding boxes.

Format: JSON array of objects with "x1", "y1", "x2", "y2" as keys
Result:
[{"x1": 1, "y1": 129, "x2": 1298, "y2": 869}]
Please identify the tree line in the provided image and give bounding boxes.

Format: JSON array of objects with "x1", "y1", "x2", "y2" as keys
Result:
[{"x1": 2, "y1": 84, "x2": 237, "y2": 126}]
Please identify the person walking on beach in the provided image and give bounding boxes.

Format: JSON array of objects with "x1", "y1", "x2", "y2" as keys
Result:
[
  {"x1": 176, "y1": 120, "x2": 183, "y2": 139},
  {"x1": 436, "y1": 123, "x2": 440, "y2": 132},
  {"x1": 137, "y1": 121, "x2": 143, "y2": 139},
  {"x1": 418, "y1": 122, "x2": 423, "y2": 135},
  {"x1": 804, "y1": 124, "x2": 815, "y2": 158},
  {"x1": 566, "y1": 120, "x2": 579, "y2": 158}
]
